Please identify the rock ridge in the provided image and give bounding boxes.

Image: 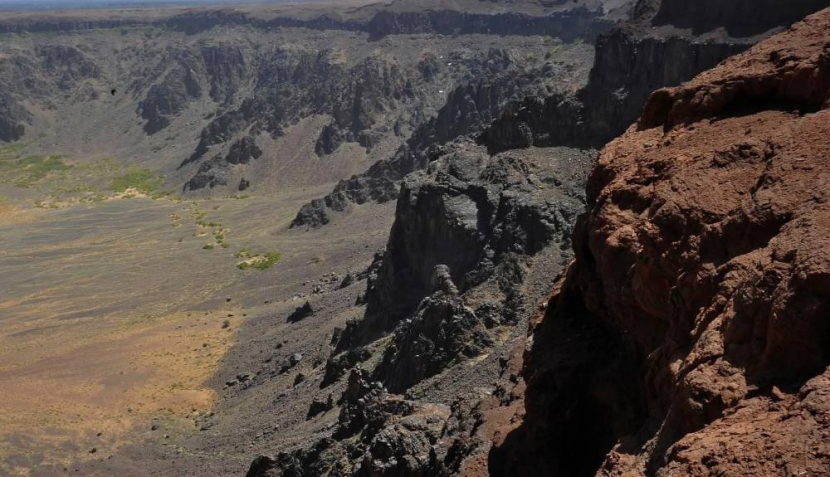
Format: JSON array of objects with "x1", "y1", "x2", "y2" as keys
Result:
[{"x1": 494, "y1": 10, "x2": 830, "y2": 475}]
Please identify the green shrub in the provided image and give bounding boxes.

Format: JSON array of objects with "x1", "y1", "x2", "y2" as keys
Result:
[
  {"x1": 108, "y1": 169, "x2": 163, "y2": 194},
  {"x1": 0, "y1": 142, "x2": 27, "y2": 156},
  {"x1": 238, "y1": 252, "x2": 281, "y2": 270},
  {"x1": 14, "y1": 155, "x2": 70, "y2": 184}
]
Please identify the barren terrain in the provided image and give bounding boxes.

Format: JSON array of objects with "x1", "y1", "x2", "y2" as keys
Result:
[{"x1": 0, "y1": 185, "x2": 394, "y2": 475}]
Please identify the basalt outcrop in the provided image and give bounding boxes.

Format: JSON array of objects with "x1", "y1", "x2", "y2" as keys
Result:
[
  {"x1": 494, "y1": 10, "x2": 830, "y2": 475},
  {"x1": 0, "y1": 0, "x2": 609, "y2": 200},
  {"x1": 250, "y1": 139, "x2": 595, "y2": 476},
  {"x1": 0, "y1": 93, "x2": 28, "y2": 143},
  {"x1": 291, "y1": 50, "x2": 589, "y2": 227},
  {"x1": 652, "y1": 0, "x2": 830, "y2": 36},
  {"x1": 332, "y1": 144, "x2": 593, "y2": 360},
  {"x1": 480, "y1": 20, "x2": 754, "y2": 152},
  {"x1": 481, "y1": 0, "x2": 829, "y2": 154},
  {"x1": 182, "y1": 44, "x2": 585, "y2": 192}
]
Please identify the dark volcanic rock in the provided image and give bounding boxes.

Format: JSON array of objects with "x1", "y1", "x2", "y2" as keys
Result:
[
  {"x1": 291, "y1": 175, "x2": 401, "y2": 228},
  {"x1": 0, "y1": 4, "x2": 614, "y2": 41},
  {"x1": 653, "y1": 0, "x2": 830, "y2": 36},
  {"x1": 248, "y1": 369, "x2": 450, "y2": 477},
  {"x1": 306, "y1": 394, "x2": 334, "y2": 420},
  {"x1": 36, "y1": 45, "x2": 101, "y2": 88},
  {"x1": 304, "y1": 145, "x2": 596, "y2": 418},
  {"x1": 481, "y1": 0, "x2": 830, "y2": 154},
  {"x1": 292, "y1": 49, "x2": 582, "y2": 228},
  {"x1": 0, "y1": 93, "x2": 28, "y2": 143},
  {"x1": 374, "y1": 294, "x2": 493, "y2": 393},
  {"x1": 322, "y1": 347, "x2": 372, "y2": 388},
  {"x1": 286, "y1": 301, "x2": 314, "y2": 323},
  {"x1": 314, "y1": 123, "x2": 345, "y2": 156},
  {"x1": 183, "y1": 155, "x2": 229, "y2": 191},
  {"x1": 337, "y1": 145, "x2": 592, "y2": 353},
  {"x1": 201, "y1": 44, "x2": 247, "y2": 105},
  {"x1": 137, "y1": 51, "x2": 203, "y2": 135},
  {"x1": 182, "y1": 49, "x2": 424, "y2": 189},
  {"x1": 481, "y1": 29, "x2": 750, "y2": 152},
  {"x1": 313, "y1": 55, "x2": 414, "y2": 156},
  {"x1": 225, "y1": 136, "x2": 262, "y2": 165}
]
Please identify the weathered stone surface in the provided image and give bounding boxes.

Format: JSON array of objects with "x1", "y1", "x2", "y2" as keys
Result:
[
  {"x1": 225, "y1": 136, "x2": 262, "y2": 165},
  {"x1": 495, "y1": 12, "x2": 830, "y2": 475},
  {"x1": 248, "y1": 368, "x2": 450, "y2": 477},
  {"x1": 481, "y1": 29, "x2": 749, "y2": 152},
  {"x1": 291, "y1": 47, "x2": 591, "y2": 228},
  {"x1": 137, "y1": 51, "x2": 204, "y2": 135}
]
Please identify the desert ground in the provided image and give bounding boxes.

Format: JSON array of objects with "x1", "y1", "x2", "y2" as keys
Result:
[{"x1": 0, "y1": 182, "x2": 394, "y2": 475}]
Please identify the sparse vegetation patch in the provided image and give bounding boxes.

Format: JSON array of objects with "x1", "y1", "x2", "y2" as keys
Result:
[
  {"x1": 108, "y1": 168, "x2": 163, "y2": 194},
  {"x1": 236, "y1": 250, "x2": 281, "y2": 270}
]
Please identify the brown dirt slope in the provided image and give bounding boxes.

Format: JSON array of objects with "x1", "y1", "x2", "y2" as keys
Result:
[{"x1": 494, "y1": 8, "x2": 830, "y2": 477}]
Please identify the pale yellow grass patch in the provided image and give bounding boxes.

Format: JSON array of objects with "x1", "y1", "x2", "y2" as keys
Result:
[{"x1": 0, "y1": 311, "x2": 240, "y2": 475}]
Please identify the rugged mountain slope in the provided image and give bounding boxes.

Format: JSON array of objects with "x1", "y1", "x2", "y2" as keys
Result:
[
  {"x1": 652, "y1": 0, "x2": 830, "y2": 35},
  {"x1": 291, "y1": 52, "x2": 592, "y2": 227},
  {"x1": 494, "y1": 10, "x2": 830, "y2": 475},
  {"x1": 181, "y1": 44, "x2": 588, "y2": 194},
  {"x1": 481, "y1": 30, "x2": 749, "y2": 151},
  {"x1": 0, "y1": 0, "x2": 631, "y2": 39},
  {"x1": 248, "y1": 142, "x2": 596, "y2": 477},
  {"x1": 294, "y1": 0, "x2": 794, "y2": 228},
  {"x1": 239, "y1": 3, "x2": 830, "y2": 477},
  {"x1": 0, "y1": 2, "x2": 607, "y2": 199}
]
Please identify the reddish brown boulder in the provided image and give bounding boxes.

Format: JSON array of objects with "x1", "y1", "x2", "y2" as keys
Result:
[{"x1": 496, "y1": 9, "x2": 830, "y2": 476}]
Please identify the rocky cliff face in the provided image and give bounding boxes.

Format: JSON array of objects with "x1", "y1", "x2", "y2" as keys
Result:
[
  {"x1": 481, "y1": 0, "x2": 830, "y2": 152},
  {"x1": 180, "y1": 46, "x2": 539, "y2": 192},
  {"x1": 0, "y1": 3, "x2": 618, "y2": 40},
  {"x1": 365, "y1": 6, "x2": 611, "y2": 42},
  {"x1": 264, "y1": 4, "x2": 830, "y2": 476},
  {"x1": 481, "y1": 29, "x2": 750, "y2": 152},
  {"x1": 653, "y1": 0, "x2": 830, "y2": 35},
  {"x1": 0, "y1": 93, "x2": 28, "y2": 142},
  {"x1": 0, "y1": 43, "x2": 103, "y2": 141},
  {"x1": 249, "y1": 140, "x2": 596, "y2": 476},
  {"x1": 291, "y1": 49, "x2": 590, "y2": 227},
  {"x1": 137, "y1": 51, "x2": 205, "y2": 135},
  {"x1": 494, "y1": 11, "x2": 830, "y2": 475},
  {"x1": 341, "y1": 144, "x2": 591, "y2": 351},
  {"x1": 0, "y1": 0, "x2": 612, "y2": 203},
  {"x1": 294, "y1": 0, "x2": 789, "y2": 228}
]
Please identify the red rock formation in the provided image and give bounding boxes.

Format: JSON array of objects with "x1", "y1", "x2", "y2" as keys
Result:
[{"x1": 495, "y1": 9, "x2": 830, "y2": 476}]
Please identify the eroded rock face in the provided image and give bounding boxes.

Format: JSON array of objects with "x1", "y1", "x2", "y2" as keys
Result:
[
  {"x1": 653, "y1": 0, "x2": 830, "y2": 36},
  {"x1": 291, "y1": 48, "x2": 591, "y2": 228},
  {"x1": 247, "y1": 369, "x2": 450, "y2": 477},
  {"x1": 334, "y1": 144, "x2": 593, "y2": 360},
  {"x1": 481, "y1": 29, "x2": 749, "y2": 152},
  {"x1": 225, "y1": 136, "x2": 262, "y2": 165},
  {"x1": 257, "y1": 142, "x2": 595, "y2": 476},
  {"x1": 137, "y1": 51, "x2": 205, "y2": 135},
  {"x1": 186, "y1": 46, "x2": 552, "y2": 192},
  {"x1": 0, "y1": 44, "x2": 101, "y2": 141},
  {"x1": 374, "y1": 294, "x2": 493, "y2": 394},
  {"x1": 0, "y1": 93, "x2": 28, "y2": 143},
  {"x1": 184, "y1": 155, "x2": 229, "y2": 191},
  {"x1": 496, "y1": 11, "x2": 830, "y2": 475}
]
